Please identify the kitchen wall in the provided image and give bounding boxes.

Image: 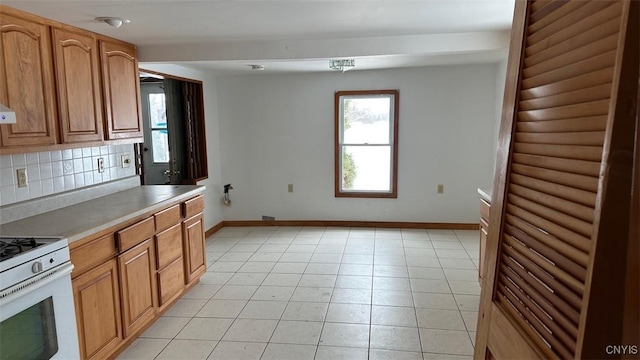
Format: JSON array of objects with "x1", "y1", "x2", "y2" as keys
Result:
[
  {"x1": 216, "y1": 64, "x2": 501, "y2": 223},
  {"x1": 139, "y1": 64, "x2": 224, "y2": 231},
  {"x1": 0, "y1": 144, "x2": 136, "y2": 206}
]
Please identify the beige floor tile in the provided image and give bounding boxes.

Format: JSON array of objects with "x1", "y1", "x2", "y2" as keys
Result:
[
  {"x1": 212, "y1": 285, "x2": 259, "y2": 300},
  {"x1": 237, "y1": 300, "x2": 287, "y2": 320},
  {"x1": 335, "y1": 275, "x2": 372, "y2": 289},
  {"x1": 374, "y1": 255, "x2": 406, "y2": 266},
  {"x1": 443, "y1": 269, "x2": 479, "y2": 281},
  {"x1": 370, "y1": 325, "x2": 422, "y2": 352},
  {"x1": 371, "y1": 306, "x2": 417, "y2": 327},
  {"x1": 248, "y1": 252, "x2": 283, "y2": 262},
  {"x1": 373, "y1": 277, "x2": 411, "y2": 291},
  {"x1": 281, "y1": 302, "x2": 328, "y2": 321},
  {"x1": 410, "y1": 279, "x2": 451, "y2": 293},
  {"x1": 155, "y1": 339, "x2": 217, "y2": 360},
  {"x1": 176, "y1": 318, "x2": 234, "y2": 341},
  {"x1": 259, "y1": 244, "x2": 289, "y2": 252},
  {"x1": 419, "y1": 329, "x2": 474, "y2": 355},
  {"x1": 286, "y1": 244, "x2": 317, "y2": 253},
  {"x1": 290, "y1": 287, "x2": 333, "y2": 302},
  {"x1": 261, "y1": 273, "x2": 302, "y2": 286},
  {"x1": 116, "y1": 338, "x2": 170, "y2": 359},
  {"x1": 199, "y1": 272, "x2": 234, "y2": 285},
  {"x1": 453, "y1": 294, "x2": 480, "y2": 311},
  {"x1": 369, "y1": 349, "x2": 423, "y2": 360},
  {"x1": 218, "y1": 252, "x2": 253, "y2": 262},
  {"x1": 182, "y1": 284, "x2": 222, "y2": 299},
  {"x1": 260, "y1": 343, "x2": 316, "y2": 360},
  {"x1": 438, "y1": 258, "x2": 476, "y2": 270},
  {"x1": 206, "y1": 341, "x2": 266, "y2": 360},
  {"x1": 325, "y1": 303, "x2": 371, "y2": 324},
  {"x1": 315, "y1": 245, "x2": 345, "y2": 254},
  {"x1": 298, "y1": 274, "x2": 337, "y2": 287},
  {"x1": 305, "y1": 263, "x2": 341, "y2": 274},
  {"x1": 279, "y1": 252, "x2": 313, "y2": 262},
  {"x1": 344, "y1": 245, "x2": 374, "y2": 255},
  {"x1": 373, "y1": 265, "x2": 409, "y2": 277},
  {"x1": 271, "y1": 262, "x2": 308, "y2": 273},
  {"x1": 226, "y1": 273, "x2": 268, "y2": 286},
  {"x1": 448, "y1": 280, "x2": 481, "y2": 295},
  {"x1": 315, "y1": 346, "x2": 368, "y2": 360},
  {"x1": 461, "y1": 311, "x2": 478, "y2": 332},
  {"x1": 423, "y1": 353, "x2": 473, "y2": 360},
  {"x1": 331, "y1": 288, "x2": 372, "y2": 304},
  {"x1": 238, "y1": 261, "x2": 276, "y2": 273},
  {"x1": 270, "y1": 320, "x2": 323, "y2": 345},
  {"x1": 196, "y1": 299, "x2": 247, "y2": 318},
  {"x1": 408, "y1": 267, "x2": 446, "y2": 279},
  {"x1": 341, "y1": 254, "x2": 374, "y2": 264},
  {"x1": 222, "y1": 319, "x2": 278, "y2": 342},
  {"x1": 251, "y1": 286, "x2": 295, "y2": 301},
  {"x1": 319, "y1": 322, "x2": 370, "y2": 348},
  {"x1": 208, "y1": 261, "x2": 244, "y2": 272},
  {"x1": 432, "y1": 241, "x2": 464, "y2": 250},
  {"x1": 230, "y1": 244, "x2": 262, "y2": 252},
  {"x1": 164, "y1": 299, "x2": 207, "y2": 317},
  {"x1": 310, "y1": 253, "x2": 343, "y2": 263},
  {"x1": 140, "y1": 316, "x2": 190, "y2": 338},
  {"x1": 416, "y1": 308, "x2": 466, "y2": 330},
  {"x1": 413, "y1": 292, "x2": 458, "y2": 310},
  {"x1": 372, "y1": 289, "x2": 414, "y2": 307},
  {"x1": 339, "y1": 263, "x2": 373, "y2": 276}
]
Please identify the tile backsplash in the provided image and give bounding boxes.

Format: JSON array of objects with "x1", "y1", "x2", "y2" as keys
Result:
[{"x1": 0, "y1": 144, "x2": 136, "y2": 206}]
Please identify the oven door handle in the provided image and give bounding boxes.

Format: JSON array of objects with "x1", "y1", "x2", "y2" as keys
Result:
[{"x1": 0, "y1": 262, "x2": 74, "y2": 306}]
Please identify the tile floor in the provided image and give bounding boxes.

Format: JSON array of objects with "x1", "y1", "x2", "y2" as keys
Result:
[{"x1": 118, "y1": 226, "x2": 481, "y2": 360}]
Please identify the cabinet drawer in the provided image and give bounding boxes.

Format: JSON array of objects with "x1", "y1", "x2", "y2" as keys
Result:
[
  {"x1": 155, "y1": 204, "x2": 181, "y2": 232},
  {"x1": 117, "y1": 217, "x2": 155, "y2": 252},
  {"x1": 480, "y1": 198, "x2": 491, "y2": 221},
  {"x1": 157, "y1": 258, "x2": 185, "y2": 306},
  {"x1": 156, "y1": 223, "x2": 183, "y2": 269},
  {"x1": 183, "y1": 195, "x2": 204, "y2": 219},
  {"x1": 71, "y1": 234, "x2": 117, "y2": 278}
]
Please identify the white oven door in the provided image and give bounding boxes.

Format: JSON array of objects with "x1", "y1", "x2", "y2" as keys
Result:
[{"x1": 0, "y1": 263, "x2": 79, "y2": 360}]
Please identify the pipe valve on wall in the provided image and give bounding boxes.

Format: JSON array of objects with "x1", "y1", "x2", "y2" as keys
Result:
[{"x1": 223, "y1": 184, "x2": 233, "y2": 205}]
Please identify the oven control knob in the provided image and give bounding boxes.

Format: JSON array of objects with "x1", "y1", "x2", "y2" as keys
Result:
[{"x1": 32, "y1": 261, "x2": 43, "y2": 273}]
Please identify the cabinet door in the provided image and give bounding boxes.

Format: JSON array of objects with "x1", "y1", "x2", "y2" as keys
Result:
[
  {"x1": 52, "y1": 28, "x2": 103, "y2": 143},
  {"x1": 100, "y1": 40, "x2": 142, "y2": 140},
  {"x1": 72, "y1": 259, "x2": 122, "y2": 360},
  {"x1": 0, "y1": 13, "x2": 57, "y2": 147},
  {"x1": 118, "y1": 239, "x2": 157, "y2": 338},
  {"x1": 183, "y1": 213, "x2": 206, "y2": 284}
]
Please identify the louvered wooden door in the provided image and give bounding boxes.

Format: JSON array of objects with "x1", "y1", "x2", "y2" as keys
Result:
[{"x1": 475, "y1": 1, "x2": 638, "y2": 359}]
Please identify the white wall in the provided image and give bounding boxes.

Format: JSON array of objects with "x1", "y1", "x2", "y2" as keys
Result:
[
  {"x1": 140, "y1": 64, "x2": 224, "y2": 230},
  {"x1": 492, "y1": 57, "x2": 509, "y2": 177},
  {"x1": 216, "y1": 64, "x2": 500, "y2": 223}
]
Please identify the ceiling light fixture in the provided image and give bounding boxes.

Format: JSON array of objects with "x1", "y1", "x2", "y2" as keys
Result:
[
  {"x1": 95, "y1": 17, "x2": 131, "y2": 28},
  {"x1": 329, "y1": 59, "x2": 355, "y2": 73}
]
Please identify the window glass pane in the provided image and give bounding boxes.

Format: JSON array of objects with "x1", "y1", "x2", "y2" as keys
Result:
[
  {"x1": 342, "y1": 145, "x2": 391, "y2": 192},
  {"x1": 149, "y1": 93, "x2": 167, "y2": 129},
  {"x1": 0, "y1": 297, "x2": 58, "y2": 360},
  {"x1": 342, "y1": 97, "x2": 390, "y2": 144},
  {"x1": 152, "y1": 130, "x2": 170, "y2": 163}
]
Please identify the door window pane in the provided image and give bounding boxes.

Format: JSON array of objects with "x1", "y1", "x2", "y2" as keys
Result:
[
  {"x1": 149, "y1": 94, "x2": 167, "y2": 128},
  {"x1": 152, "y1": 130, "x2": 169, "y2": 163}
]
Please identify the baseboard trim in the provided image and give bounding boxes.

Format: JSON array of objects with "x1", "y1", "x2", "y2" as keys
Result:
[
  {"x1": 220, "y1": 220, "x2": 478, "y2": 230},
  {"x1": 205, "y1": 221, "x2": 224, "y2": 237}
]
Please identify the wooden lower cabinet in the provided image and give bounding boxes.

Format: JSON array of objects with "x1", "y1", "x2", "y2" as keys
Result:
[
  {"x1": 118, "y1": 239, "x2": 157, "y2": 338},
  {"x1": 72, "y1": 259, "x2": 122, "y2": 360},
  {"x1": 183, "y1": 213, "x2": 206, "y2": 285}
]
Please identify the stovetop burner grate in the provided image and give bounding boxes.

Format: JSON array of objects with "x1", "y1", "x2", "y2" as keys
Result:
[{"x1": 0, "y1": 238, "x2": 42, "y2": 261}]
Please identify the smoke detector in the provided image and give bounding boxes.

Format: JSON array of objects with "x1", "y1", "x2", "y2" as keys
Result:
[{"x1": 95, "y1": 17, "x2": 131, "y2": 28}]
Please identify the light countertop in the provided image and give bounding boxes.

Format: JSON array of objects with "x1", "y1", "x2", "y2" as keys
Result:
[
  {"x1": 0, "y1": 185, "x2": 205, "y2": 243},
  {"x1": 478, "y1": 187, "x2": 492, "y2": 203}
]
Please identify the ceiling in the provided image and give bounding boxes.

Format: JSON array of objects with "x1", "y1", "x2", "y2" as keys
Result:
[{"x1": 4, "y1": 0, "x2": 516, "y2": 74}]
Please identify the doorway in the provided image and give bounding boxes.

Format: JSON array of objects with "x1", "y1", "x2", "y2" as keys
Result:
[{"x1": 138, "y1": 70, "x2": 208, "y2": 185}]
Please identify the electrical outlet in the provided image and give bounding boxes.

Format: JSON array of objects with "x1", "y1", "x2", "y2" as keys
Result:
[
  {"x1": 121, "y1": 154, "x2": 131, "y2": 168},
  {"x1": 288, "y1": 184, "x2": 294, "y2": 193},
  {"x1": 97, "y1": 158, "x2": 105, "y2": 173},
  {"x1": 16, "y1": 168, "x2": 27, "y2": 188},
  {"x1": 437, "y1": 184, "x2": 444, "y2": 194}
]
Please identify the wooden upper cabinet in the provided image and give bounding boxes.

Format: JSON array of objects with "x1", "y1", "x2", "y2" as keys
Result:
[
  {"x1": 100, "y1": 40, "x2": 143, "y2": 140},
  {"x1": 52, "y1": 28, "x2": 103, "y2": 143},
  {"x1": 0, "y1": 12, "x2": 57, "y2": 147}
]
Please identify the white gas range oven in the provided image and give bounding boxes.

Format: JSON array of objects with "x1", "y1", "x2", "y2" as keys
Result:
[{"x1": 0, "y1": 236, "x2": 79, "y2": 359}]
